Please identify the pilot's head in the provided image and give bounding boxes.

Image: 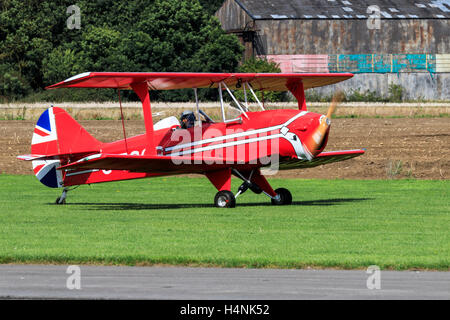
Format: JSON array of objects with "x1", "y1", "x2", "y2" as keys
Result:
[{"x1": 180, "y1": 111, "x2": 196, "y2": 129}]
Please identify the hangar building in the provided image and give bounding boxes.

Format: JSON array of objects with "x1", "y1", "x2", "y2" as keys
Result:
[{"x1": 216, "y1": 0, "x2": 450, "y2": 100}]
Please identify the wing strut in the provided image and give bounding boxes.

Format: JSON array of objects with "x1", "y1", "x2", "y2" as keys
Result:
[
  {"x1": 117, "y1": 89, "x2": 129, "y2": 154},
  {"x1": 218, "y1": 82, "x2": 226, "y2": 122},
  {"x1": 221, "y1": 81, "x2": 249, "y2": 119},
  {"x1": 131, "y1": 82, "x2": 156, "y2": 155},
  {"x1": 194, "y1": 88, "x2": 202, "y2": 128},
  {"x1": 287, "y1": 79, "x2": 307, "y2": 111},
  {"x1": 247, "y1": 83, "x2": 265, "y2": 111}
]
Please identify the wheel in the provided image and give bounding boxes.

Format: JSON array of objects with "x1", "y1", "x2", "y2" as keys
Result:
[
  {"x1": 55, "y1": 197, "x2": 66, "y2": 205},
  {"x1": 271, "y1": 188, "x2": 292, "y2": 205},
  {"x1": 214, "y1": 191, "x2": 236, "y2": 208}
]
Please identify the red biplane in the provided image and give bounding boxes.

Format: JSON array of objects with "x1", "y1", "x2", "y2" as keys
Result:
[{"x1": 18, "y1": 72, "x2": 364, "y2": 208}]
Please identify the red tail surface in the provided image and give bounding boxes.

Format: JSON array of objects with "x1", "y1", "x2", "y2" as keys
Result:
[
  {"x1": 26, "y1": 107, "x2": 101, "y2": 188},
  {"x1": 19, "y1": 107, "x2": 155, "y2": 188}
]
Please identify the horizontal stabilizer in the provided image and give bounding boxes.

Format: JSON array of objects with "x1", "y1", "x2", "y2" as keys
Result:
[
  {"x1": 17, "y1": 151, "x2": 99, "y2": 162},
  {"x1": 17, "y1": 154, "x2": 46, "y2": 161}
]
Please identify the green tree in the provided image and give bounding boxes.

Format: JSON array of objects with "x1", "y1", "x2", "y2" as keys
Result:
[
  {"x1": 0, "y1": 1, "x2": 76, "y2": 89},
  {"x1": 198, "y1": 0, "x2": 224, "y2": 15},
  {"x1": 0, "y1": 64, "x2": 31, "y2": 102},
  {"x1": 122, "y1": 0, "x2": 243, "y2": 101},
  {"x1": 78, "y1": 26, "x2": 128, "y2": 72},
  {"x1": 127, "y1": 0, "x2": 242, "y2": 73},
  {"x1": 0, "y1": 0, "x2": 243, "y2": 102},
  {"x1": 235, "y1": 57, "x2": 287, "y2": 103},
  {"x1": 42, "y1": 48, "x2": 80, "y2": 85}
]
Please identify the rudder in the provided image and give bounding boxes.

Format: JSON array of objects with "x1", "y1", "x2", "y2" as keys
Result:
[{"x1": 31, "y1": 107, "x2": 101, "y2": 188}]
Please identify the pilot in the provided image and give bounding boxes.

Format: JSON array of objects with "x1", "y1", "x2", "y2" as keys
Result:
[{"x1": 180, "y1": 111, "x2": 196, "y2": 129}]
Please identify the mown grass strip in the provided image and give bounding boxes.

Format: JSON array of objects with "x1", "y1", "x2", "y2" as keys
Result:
[{"x1": 0, "y1": 175, "x2": 448, "y2": 270}]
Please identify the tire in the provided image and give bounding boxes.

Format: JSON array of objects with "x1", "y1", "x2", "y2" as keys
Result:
[
  {"x1": 55, "y1": 197, "x2": 66, "y2": 205},
  {"x1": 271, "y1": 188, "x2": 292, "y2": 205},
  {"x1": 214, "y1": 191, "x2": 236, "y2": 208}
]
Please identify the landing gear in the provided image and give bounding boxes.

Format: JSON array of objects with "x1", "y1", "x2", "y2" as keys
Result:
[
  {"x1": 55, "y1": 197, "x2": 66, "y2": 205},
  {"x1": 214, "y1": 191, "x2": 236, "y2": 208},
  {"x1": 55, "y1": 187, "x2": 69, "y2": 205},
  {"x1": 207, "y1": 168, "x2": 292, "y2": 208},
  {"x1": 232, "y1": 169, "x2": 293, "y2": 206},
  {"x1": 232, "y1": 169, "x2": 262, "y2": 198},
  {"x1": 271, "y1": 188, "x2": 292, "y2": 206}
]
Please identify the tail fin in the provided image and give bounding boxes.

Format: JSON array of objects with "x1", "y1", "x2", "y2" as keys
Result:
[{"x1": 28, "y1": 107, "x2": 101, "y2": 188}]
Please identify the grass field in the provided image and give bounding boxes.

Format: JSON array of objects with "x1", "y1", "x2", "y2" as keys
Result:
[{"x1": 0, "y1": 175, "x2": 448, "y2": 270}]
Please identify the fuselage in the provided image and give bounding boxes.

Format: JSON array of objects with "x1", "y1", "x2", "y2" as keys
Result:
[
  {"x1": 62, "y1": 109, "x2": 331, "y2": 187},
  {"x1": 100, "y1": 109, "x2": 330, "y2": 163}
]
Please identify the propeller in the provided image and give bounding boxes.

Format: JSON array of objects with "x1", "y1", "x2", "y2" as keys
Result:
[
  {"x1": 326, "y1": 91, "x2": 344, "y2": 120},
  {"x1": 303, "y1": 91, "x2": 345, "y2": 158}
]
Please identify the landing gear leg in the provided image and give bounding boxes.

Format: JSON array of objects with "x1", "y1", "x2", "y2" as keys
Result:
[
  {"x1": 55, "y1": 187, "x2": 69, "y2": 205},
  {"x1": 233, "y1": 169, "x2": 293, "y2": 206},
  {"x1": 232, "y1": 169, "x2": 262, "y2": 199}
]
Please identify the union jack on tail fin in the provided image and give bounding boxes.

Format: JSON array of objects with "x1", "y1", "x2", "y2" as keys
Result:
[{"x1": 21, "y1": 107, "x2": 101, "y2": 188}]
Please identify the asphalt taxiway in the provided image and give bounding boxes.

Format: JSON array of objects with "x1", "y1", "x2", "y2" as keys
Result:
[{"x1": 0, "y1": 265, "x2": 448, "y2": 300}]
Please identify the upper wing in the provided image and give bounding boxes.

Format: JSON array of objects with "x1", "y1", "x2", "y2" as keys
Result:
[
  {"x1": 46, "y1": 72, "x2": 353, "y2": 92},
  {"x1": 278, "y1": 149, "x2": 365, "y2": 170}
]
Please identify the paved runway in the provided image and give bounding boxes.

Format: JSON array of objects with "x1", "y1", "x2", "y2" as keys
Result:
[{"x1": 0, "y1": 265, "x2": 448, "y2": 300}]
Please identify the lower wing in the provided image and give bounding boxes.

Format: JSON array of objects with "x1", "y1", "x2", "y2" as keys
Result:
[
  {"x1": 57, "y1": 154, "x2": 259, "y2": 174},
  {"x1": 278, "y1": 149, "x2": 365, "y2": 170},
  {"x1": 57, "y1": 149, "x2": 365, "y2": 174}
]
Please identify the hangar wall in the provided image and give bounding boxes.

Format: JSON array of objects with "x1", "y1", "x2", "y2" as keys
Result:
[
  {"x1": 253, "y1": 19, "x2": 450, "y2": 55},
  {"x1": 216, "y1": 0, "x2": 450, "y2": 100},
  {"x1": 263, "y1": 54, "x2": 450, "y2": 100},
  {"x1": 309, "y1": 73, "x2": 450, "y2": 101}
]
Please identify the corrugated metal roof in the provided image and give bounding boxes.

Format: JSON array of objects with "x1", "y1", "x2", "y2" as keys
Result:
[{"x1": 235, "y1": 0, "x2": 450, "y2": 20}]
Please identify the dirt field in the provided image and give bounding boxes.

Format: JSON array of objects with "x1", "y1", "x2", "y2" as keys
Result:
[
  {"x1": 2, "y1": 116, "x2": 448, "y2": 180},
  {"x1": 1, "y1": 102, "x2": 449, "y2": 121}
]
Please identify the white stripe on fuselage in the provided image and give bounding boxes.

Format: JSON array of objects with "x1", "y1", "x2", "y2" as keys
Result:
[
  {"x1": 170, "y1": 133, "x2": 284, "y2": 156},
  {"x1": 165, "y1": 111, "x2": 309, "y2": 154}
]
